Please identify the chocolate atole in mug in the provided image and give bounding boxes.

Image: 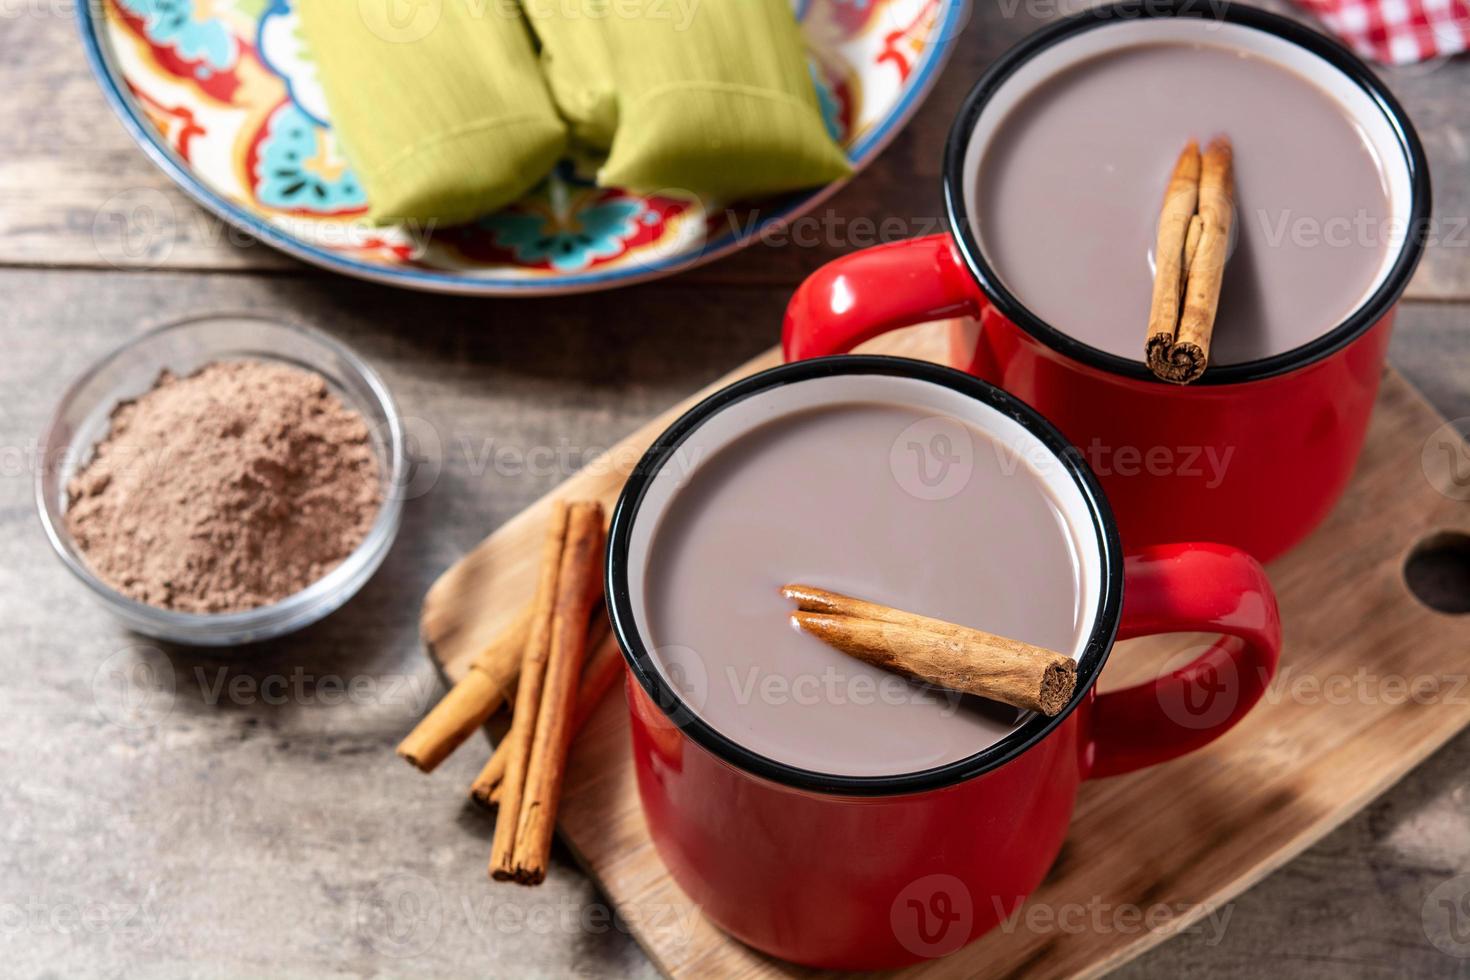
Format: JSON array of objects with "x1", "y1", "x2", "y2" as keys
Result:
[
  {"x1": 639, "y1": 385, "x2": 1092, "y2": 777},
  {"x1": 975, "y1": 41, "x2": 1392, "y2": 365},
  {"x1": 612, "y1": 359, "x2": 1284, "y2": 968}
]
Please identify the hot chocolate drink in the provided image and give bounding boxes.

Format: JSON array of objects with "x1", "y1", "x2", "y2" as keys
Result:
[
  {"x1": 640, "y1": 397, "x2": 1090, "y2": 778},
  {"x1": 974, "y1": 41, "x2": 1391, "y2": 365}
]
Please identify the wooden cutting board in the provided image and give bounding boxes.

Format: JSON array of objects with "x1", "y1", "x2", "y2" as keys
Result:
[{"x1": 421, "y1": 321, "x2": 1470, "y2": 978}]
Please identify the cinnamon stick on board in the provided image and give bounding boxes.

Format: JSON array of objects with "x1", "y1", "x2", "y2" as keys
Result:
[
  {"x1": 782, "y1": 585, "x2": 1077, "y2": 717},
  {"x1": 470, "y1": 614, "x2": 619, "y2": 808},
  {"x1": 506, "y1": 502, "x2": 606, "y2": 885},
  {"x1": 1143, "y1": 140, "x2": 1201, "y2": 373},
  {"x1": 1170, "y1": 138, "x2": 1236, "y2": 383},
  {"x1": 395, "y1": 606, "x2": 532, "y2": 773},
  {"x1": 488, "y1": 501, "x2": 570, "y2": 879}
]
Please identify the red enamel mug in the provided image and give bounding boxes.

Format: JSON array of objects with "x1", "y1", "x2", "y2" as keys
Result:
[
  {"x1": 785, "y1": 2, "x2": 1430, "y2": 563},
  {"x1": 607, "y1": 357, "x2": 1282, "y2": 969}
]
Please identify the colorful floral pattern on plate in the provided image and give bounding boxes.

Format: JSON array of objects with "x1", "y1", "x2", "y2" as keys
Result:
[{"x1": 80, "y1": 0, "x2": 968, "y2": 294}]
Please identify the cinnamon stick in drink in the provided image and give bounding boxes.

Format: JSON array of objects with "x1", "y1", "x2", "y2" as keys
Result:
[
  {"x1": 396, "y1": 606, "x2": 532, "y2": 773},
  {"x1": 1183, "y1": 213, "x2": 1203, "y2": 278},
  {"x1": 488, "y1": 501, "x2": 570, "y2": 880},
  {"x1": 506, "y1": 502, "x2": 606, "y2": 884},
  {"x1": 470, "y1": 614, "x2": 620, "y2": 809},
  {"x1": 1170, "y1": 137, "x2": 1236, "y2": 383},
  {"x1": 782, "y1": 585, "x2": 1076, "y2": 716},
  {"x1": 1144, "y1": 140, "x2": 1201, "y2": 373}
]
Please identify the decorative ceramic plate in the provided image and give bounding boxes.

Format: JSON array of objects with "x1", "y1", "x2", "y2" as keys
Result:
[{"x1": 78, "y1": 0, "x2": 969, "y2": 295}]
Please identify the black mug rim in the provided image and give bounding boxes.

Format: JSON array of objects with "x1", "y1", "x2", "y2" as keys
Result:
[
  {"x1": 942, "y1": 0, "x2": 1432, "y2": 386},
  {"x1": 606, "y1": 356, "x2": 1125, "y2": 798}
]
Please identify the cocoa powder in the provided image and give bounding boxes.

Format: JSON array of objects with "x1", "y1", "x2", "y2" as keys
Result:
[{"x1": 66, "y1": 360, "x2": 382, "y2": 614}]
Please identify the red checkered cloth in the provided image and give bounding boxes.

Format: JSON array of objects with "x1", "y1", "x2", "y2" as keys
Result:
[{"x1": 1295, "y1": 0, "x2": 1470, "y2": 64}]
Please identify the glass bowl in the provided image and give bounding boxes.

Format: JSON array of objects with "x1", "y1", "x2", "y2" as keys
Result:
[{"x1": 36, "y1": 314, "x2": 406, "y2": 646}]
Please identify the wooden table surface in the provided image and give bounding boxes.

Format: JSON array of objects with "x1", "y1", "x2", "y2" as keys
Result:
[{"x1": 2, "y1": 2, "x2": 1467, "y2": 977}]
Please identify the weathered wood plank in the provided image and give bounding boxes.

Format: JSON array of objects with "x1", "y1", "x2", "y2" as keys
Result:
[
  {"x1": 0, "y1": 266, "x2": 782, "y2": 979},
  {"x1": 2, "y1": 3, "x2": 1466, "y2": 298},
  {"x1": 1, "y1": 263, "x2": 1466, "y2": 976}
]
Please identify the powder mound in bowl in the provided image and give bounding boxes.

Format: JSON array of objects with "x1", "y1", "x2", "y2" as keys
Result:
[{"x1": 65, "y1": 360, "x2": 383, "y2": 614}]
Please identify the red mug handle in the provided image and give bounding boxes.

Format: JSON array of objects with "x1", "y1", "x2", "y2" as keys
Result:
[
  {"x1": 783, "y1": 234, "x2": 981, "y2": 360},
  {"x1": 1087, "y1": 543, "x2": 1282, "y2": 779}
]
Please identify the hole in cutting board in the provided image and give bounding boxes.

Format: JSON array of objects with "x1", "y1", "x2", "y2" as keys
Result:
[{"x1": 1404, "y1": 531, "x2": 1470, "y2": 615}]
